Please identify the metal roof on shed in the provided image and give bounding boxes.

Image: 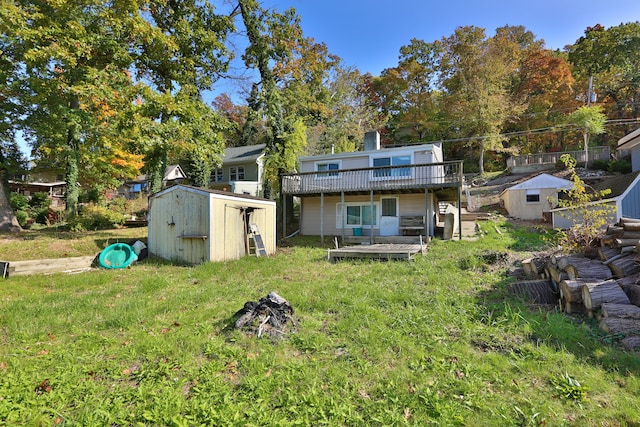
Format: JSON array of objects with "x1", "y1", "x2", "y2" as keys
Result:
[{"x1": 504, "y1": 173, "x2": 573, "y2": 191}]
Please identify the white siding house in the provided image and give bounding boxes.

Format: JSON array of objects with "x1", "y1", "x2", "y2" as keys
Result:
[{"x1": 281, "y1": 131, "x2": 464, "y2": 240}]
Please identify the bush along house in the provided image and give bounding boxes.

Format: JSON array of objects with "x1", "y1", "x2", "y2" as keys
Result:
[{"x1": 280, "y1": 131, "x2": 464, "y2": 242}]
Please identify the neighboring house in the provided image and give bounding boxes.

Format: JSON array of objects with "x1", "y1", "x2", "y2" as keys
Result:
[
  {"x1": 8, "y1": 163, "x2": 67, "y2": 208},
  {"x1": 119, "y1": 164, "x2": 187, "y2": 199},
  {"x1": 499, "y1": 173, "x2": 573, "y2": 221},
  {"x1": 147, "y1": 185, "x2": 276, "y2": 264},
  {"x1": 551, "y1": 171, "x2": 640, "y2": 229},
  {"x1": 280, "y1": 131, "x2": 463, "y2": 239},
  {"x1": 617, "y1": 128, "x2": 640, "y2": 172},
  {"x1": 8, "y1": 180, "x2": 67, "y2": 208},
  {"x1": 209, "y1": 144, "x2": 266, "y2": 197}
]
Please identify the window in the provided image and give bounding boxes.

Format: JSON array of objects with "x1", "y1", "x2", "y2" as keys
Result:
[
  {"x1": 315, "y1": 161, "x2": 340, "y2": 178},
  {"x1": 381, "y1": 198, "x2": 397, "y2": 217},
  {"x1": 526, "y1": 189, "x2": 540, "y2": 203},
  {"x1": 372, "y1": 155, "x2": 412, "y2": 178},
  {"x1": 336, "y1": 203, "x2": 378, "y2": 228},
  {"x1": 212, "y1": 168, "x2": 224, "y2": 182},
  {"x1": 230, "y1": 166, "x2": 245, "y2": 181}
]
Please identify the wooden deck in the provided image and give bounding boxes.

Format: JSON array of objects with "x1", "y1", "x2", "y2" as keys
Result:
[{"x1": 327, "y1": 243, "x2": 427, "y2": 262}]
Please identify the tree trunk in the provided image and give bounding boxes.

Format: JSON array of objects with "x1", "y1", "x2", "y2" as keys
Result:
[
  {"x1": 599, "y1": 317, "x2": 640, "y2": 335},
  {"x1": 607, "y1": 255, "x2": 640, "y2": 278},
  {"x1": 559, "y1": 278, "x2": 600, "y2": 303},
  {"x1": 0, "y1": 174, "x2": 22, "y2": 232},
  {"x1": 601, "y1": 303, "x2": 640, "y2": 319},
  {"x1": 582, "y1": 280, "x2": 630, "y2": 311},
  {"x1": 565, "y1": 258, "x2": 612, "y2": 280}
]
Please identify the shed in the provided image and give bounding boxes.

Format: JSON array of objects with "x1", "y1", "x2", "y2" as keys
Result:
[
  {"x1": 617, "y1": 128, "x2": 640, "y2": 172},
  {"x1": 551, "y1": 171, "x2": 640, "y2": 229},
  {"x1": 148, "y1": 185, "x2": 276, "y2": 264},
  {"x1": 499, "y1": 173, "x2": 573, "y2": 220}
]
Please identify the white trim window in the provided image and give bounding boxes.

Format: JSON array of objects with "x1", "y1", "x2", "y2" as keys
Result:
[
  {"x1": 371, "y1": 153, "x2": 412, "y2": 179},
  {"x1": 230, "y1": 166, "x2": 245, "y2": 181},
  {"x1": 526, "y1": 189, "x2": 541, "y2": 203},
  {"x1": 336, "y1": 202, "x2": 378, "y2": 228},
  {"x1": 315, "y1": 161, "x2": 340, "y2": 178},
  {"x1": 212, "y1": 168, "x2": 224, "y2": 183}
]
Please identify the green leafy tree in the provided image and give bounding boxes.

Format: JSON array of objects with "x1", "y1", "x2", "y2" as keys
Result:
[
  {"x1": 237, "y1": 0, "x2": 310, "y2": 198},
  {"x1": 437, "y1": 26, "x2": 527, "y2": 173},
  {"x1": 135, "y1": 0, "x2": 233, "y2": 192},
  {"x1": 565, "y1": 105, "x2": 606, "y2": 168},
  {"x1": 568, "y1": 23, "x2": 640, "y2": 139},
  {"x1": 1, "y1": 0, "x2": 145, "y2": 215}
]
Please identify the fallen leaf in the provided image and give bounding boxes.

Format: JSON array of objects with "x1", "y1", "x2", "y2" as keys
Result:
[
  {"x1": 38, "y1": 350, "x2": 49, "y2": 356},
  {"x1": 121, "y1": 368, "x2": 131, "y2": 376},
  {"x1": 265, "y1": 369, "x2": 272, "y2": 377},
  {"x1": 404, "y1": 407, "x2": 411, "y2": 420},
  {"x1": 35, "y1": 379, "x2": 52, "y2": 394},
  {"x1": 359, "y1": 389, "x2": 370, "y2": 399},
  {"x1": 0, "y1": 362, "x2": 6, "y2": 370},
  {"x1": 47, "y1": 332, "x2": 55, "y2": 342}
]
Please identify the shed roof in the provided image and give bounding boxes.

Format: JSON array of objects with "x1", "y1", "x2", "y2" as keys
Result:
[
  {"x1": 617, "y1": 128, "x2": 640, "y2": 150},
  {"x1": 222, "y1": 144, "x2": 267, "y2": 164},
  {"x1": 150, "y1": 184, "x2": 275, "y2": 204},
  {"x1": 503, "y1": 173, "x2": 573, "y2": 191}
]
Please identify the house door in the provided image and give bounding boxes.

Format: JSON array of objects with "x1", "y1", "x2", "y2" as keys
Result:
[{"x1": 380, "y1": 197, "x2": 399, "y2": 236}]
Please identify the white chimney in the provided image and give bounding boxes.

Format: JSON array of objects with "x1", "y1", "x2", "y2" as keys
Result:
[{"x1": 364, "y1": 131, "x2": 380, "y2": 151}]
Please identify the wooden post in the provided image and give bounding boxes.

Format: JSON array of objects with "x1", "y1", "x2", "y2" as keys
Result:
[
  {"x1": 341, "y1": 191, "x2": 345, "y2": 244},
  {"x1": 457, "y1": 183, "x2": 462, "y2": 240},
  {"x1": 370, "y1": 190, "x2": 374, "y2": 245},
  {"x1": 320, "y1": 192, "x2": 324, "y2": 243}
]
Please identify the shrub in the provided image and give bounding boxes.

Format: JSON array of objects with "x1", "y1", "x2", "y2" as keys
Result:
[
  {"x1": 29, "y1": 192, "x2": 51, "y2": 209},
  {"x1": 590, "y1": 159, "x2": 609, "y2": 171},
  {"x1": 9, "y1": 193, "x2": 29, "y2": 211},
  {"x1": 14, "y1": 210, "x2": 29, "y2": 228},
  {"x1": 608, "y1": 159, "x2": 632, "y2": 174},
  {"x1": 68, "y1": 205, "x2": 126, "y2": 230}
]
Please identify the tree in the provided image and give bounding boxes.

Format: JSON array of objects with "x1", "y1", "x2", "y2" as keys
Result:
[
  {"x1": 372, "y1": 39, "x2": 443, "y2": 144},
  {"x1": 565, "y1": 105, "x2": 606, "y2": 167},
  {"x1": 135, "y1": 0, "x2": 233, "y2": 193},
  {"x1": 509, "y1": 48, "x2": 578, "y2": 153},
  {"x1": 568, "y1": 23, "x2": 640, "y2": 139},
  {"x1": 437, "y1": 26, "x2": 526, "y2": 173},
  {"x1": 237, "y1": 0, "x2": 310, "y2": 197},
  {"x1": 1, "y1": 0, "x2": 145, "y2": 215}
]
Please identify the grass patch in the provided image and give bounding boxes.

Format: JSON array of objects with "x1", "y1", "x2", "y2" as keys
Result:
[{"x1": 0, "y1": 222, "x2": 639, "y2": 425}]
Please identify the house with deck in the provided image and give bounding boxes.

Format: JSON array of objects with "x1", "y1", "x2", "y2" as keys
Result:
[{"x1": 280, "y1": 132, "x2": 463, "y2": 241}]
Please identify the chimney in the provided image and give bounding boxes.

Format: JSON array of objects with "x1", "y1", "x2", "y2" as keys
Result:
[{"x1": 364, "y1": 131, "x2": 380, "y2": 151}]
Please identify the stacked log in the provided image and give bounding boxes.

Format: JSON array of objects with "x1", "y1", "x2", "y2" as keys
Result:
[
  {"x1": 607, "y1": 254, "x2": 640, "y2": 278},
  {"x1": 558, "y1": 279, "x2": 601, "y2": 314},
  {"x1": 581, "y1": 280, "x2": 630, "y2": 311},
  {"x1": 564, "y1": 257, "x2": 612, "y2": 280},
  {"x1": 517, "y1": 218, "x2": 640, "y2": 349}
]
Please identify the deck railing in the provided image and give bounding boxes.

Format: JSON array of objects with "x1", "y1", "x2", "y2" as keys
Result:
[
  {"x1": 506, "y1": 146, "x2": 610, "y2": 168},
  {"x1": 281, "y1": 160, "x2": 463, "y2": 195}
]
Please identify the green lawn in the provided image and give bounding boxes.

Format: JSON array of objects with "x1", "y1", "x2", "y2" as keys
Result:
[{"x1": 1, "y1": 222, "x2": 639, "y2": 426}]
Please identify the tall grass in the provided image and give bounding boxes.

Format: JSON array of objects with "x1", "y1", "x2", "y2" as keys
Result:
[{"x1": 0, "y1": 221, "x2": 639, "y2": 426}]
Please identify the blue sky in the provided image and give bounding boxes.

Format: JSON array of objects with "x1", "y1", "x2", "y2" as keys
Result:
[{"x1": 265, "y1": 0, "x2": 640, "y2": 76}]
